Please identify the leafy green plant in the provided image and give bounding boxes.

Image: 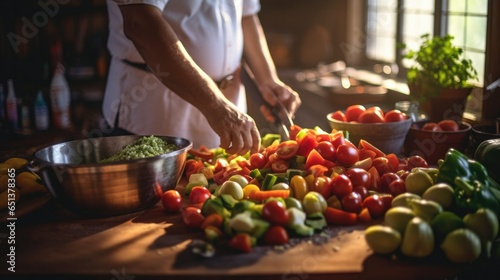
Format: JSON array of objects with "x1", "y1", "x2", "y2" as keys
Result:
[{"x1": 403, "y1": 34, "x2": 478, "y2": 102}]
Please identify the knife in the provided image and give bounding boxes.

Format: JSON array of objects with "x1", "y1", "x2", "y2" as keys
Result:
[{"x1": 241, "y1": 64, "x2": 294, "y2": 141}]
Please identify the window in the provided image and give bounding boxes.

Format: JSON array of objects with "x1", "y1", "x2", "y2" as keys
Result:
[{"x1": 366, "y1": 0, "x2": 487, "y2": 86}]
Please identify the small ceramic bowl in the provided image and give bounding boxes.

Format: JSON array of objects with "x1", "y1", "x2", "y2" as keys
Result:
[
  {"x1": 326, "y1": 113, "x2": 413, "y2": 155},
  {"x1": 404, "y1": 122, "x2": 472, "y2": 165}
]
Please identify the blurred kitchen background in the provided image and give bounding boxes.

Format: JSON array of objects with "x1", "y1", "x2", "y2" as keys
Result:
[{"x1": 1, "y1": 0, "x2": 499, "y2": 151}]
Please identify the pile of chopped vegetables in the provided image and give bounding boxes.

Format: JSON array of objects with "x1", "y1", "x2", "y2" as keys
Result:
[{"x1": 100, "y1": 135, "x2": 178, "y2": 163}]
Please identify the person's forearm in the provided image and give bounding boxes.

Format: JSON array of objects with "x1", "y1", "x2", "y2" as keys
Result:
[
  {"x1": 119, "y1": 4, "x2": 228, "y2": 115},
  {"x1": 242, "y1": 14, "x2": 279, "y2": 84}
]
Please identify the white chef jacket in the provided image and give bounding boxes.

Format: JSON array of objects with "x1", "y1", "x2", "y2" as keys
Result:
[{"x1": 103, "y1": 0, "x2": 261, "y2": 149}]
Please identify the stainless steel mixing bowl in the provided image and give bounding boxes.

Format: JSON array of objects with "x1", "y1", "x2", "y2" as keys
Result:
[{"x1": 28, "y1": 135, "x2": 193, "y2": 217}]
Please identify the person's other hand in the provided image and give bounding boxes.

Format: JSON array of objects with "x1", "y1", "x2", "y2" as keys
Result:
[
  {"x1": 205, "y1": 100, "x2": 261, "y2": 155},
  {"x1": 258, "y1": 80, "x2": 301, "y2": 123}
]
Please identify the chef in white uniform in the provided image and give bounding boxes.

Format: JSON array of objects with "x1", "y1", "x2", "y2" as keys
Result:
[{"x1": 103, "y1": 0, "x2": 301, "y2": 155}]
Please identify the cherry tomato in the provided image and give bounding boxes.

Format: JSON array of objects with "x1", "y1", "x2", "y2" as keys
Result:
[
  {"x1": 330, "y1": 110, "x2": 347, "y2": 122},
  {"x1": 358, "y1": 110, "x2": 384, "y2": 123},
  {"x1": 262, "y1": 200, "x2": 289, "y2": 226},
  {"x1": 330, "y1": 174, "x2": 353, "y2": 198},
  {"x1": 371, "y1": 156, "x2": 398, "y2": 175},
  {"x1": 324, "y1": 207, "x2": 357, "y2": 226},
  {"x1": 305, "y1": 149, "x2": 325, "y2": 170},
  {"x1": 271, "y1": 159, "x2": 289, "y2": 173},
  {"x1": 228, "y1": 233, "x2": 253, "y2": 253},
  {"x1": 290, "y1": 175, "x2": 309, "y2": 200},
  {"x1": 384, "y1": 109, "x2": 406, "y2": 122},
  {"x1": 378, "y1": 193, "x2": 394, "y2": 212},
  {"x1": 341, "y1": 192, "x2": 363, "y2": 213},
  {"x1": 438, "y1": 120, "x2": 459, "y2": 131},
  {"x1": 249, "y1": 152, "x2": 267, "y2": 169},
  {"x1": 181, "y1": 206, "x2": 205, "y2": 229},
  {"x1": 407, "y1": 155, "x2": 429, "y2": 169},
  {"x1": 378, "y1": 172, "x2": 400, "y2": 193},
  {"x1": 296, "y1": 133, "x2": 318, "y2": 157},
  {"x1": 344, "y1": 168, "x2": 371, "y2": 189},
  {"x1": 189, "y1": 186, "x2": 212, "y2": 205},
  {"x1": 312, "y1": 175, "x2": 332, "y2": 199},
  {"x1": 358, "y1": 139, "x2": 386, "y2": 158},
  {"x1": 362, "y1": 194, "x2": 385, "y2": 218},
  {"x1": 352, "y1": 185, "x2": 368, "y2": 200},
  {"x1": 188, "y1": 146, "x2": 214, "y2": 160},
  {"x1": 388, "y1": 178, "x2": 406, "y2": 196},
  {"x1": 422, "y1": 122, "x2": 443, "y2": 132},
  {"x1": 276, "y1": 140, "x2": 299, "y2": 160},
  {"x1": 336, "y1": 144, "x2": 359, "y2": 166},
  {"x1": 315, "y1": 141, "x2": 336, "y2": 161},
  {"x1": 264, "y1": 225, "x2": 289, "y2": 246},
  {"x1": 367, "y1": 106, "x2": 384, "y2": 117},
  {"x1": 161, "y1": 190, "x2": 182, "y2": 213},
  {"x1": 289, "y1": 124, "x2": 303, "y2": 141},
  {"x1": 345, "y1": 105, "x2": 366, "y2": 122}
]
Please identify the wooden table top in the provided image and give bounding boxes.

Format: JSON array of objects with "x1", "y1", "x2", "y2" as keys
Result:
[{"x1": 1, "y1": 187, "x2": 497, "y2": 280}]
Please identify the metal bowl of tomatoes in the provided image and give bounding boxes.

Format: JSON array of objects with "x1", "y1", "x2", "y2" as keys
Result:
[
  {"x1": 326, "y1": 107, "x2": 413, "y2": 155},
  {"x1": 28, "y1": 135, "x2": 192, "y2": 217}
]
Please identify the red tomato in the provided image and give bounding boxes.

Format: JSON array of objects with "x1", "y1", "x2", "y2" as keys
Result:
[
  {"x1": 371, "y1": 156, "x2": 398, "y2": 175},
  {"x1": 422, "y1": 122, "x2": 443, "y2": 132},
  {"x1": 276, "y1": 140, "x2": 299, "y2": 160},
  {"x1": 249, "y1": 152, "x2": 267, "y2": 169},
  {"x1": 407, "y1": 155, "x2": 429, "y2": 170},
  {"x1": 341, "y1": 192, "x2": 363, "y2": 213},
  {"x1": 358, "y1": 110, "x2": 384, "y2": 123},
  {"x1": 271, "y1": 159, "x2": 290, "y2": 173},
  {"x1": 330, "y1": 174, "x2": 353, "y2": 197},
  {"x1": 366, "y1": 106, "x2": 384, "y2": 116},
  {"x1": 330, "y1": 131, "x2": 346, "y2": 148},
  {"x1": 264, "y1": 225, "x2": 289, "y2": 246},
  {"x1": 228, "y1": 233, "x2": 253, "y2": 253},
  {"x1": 305, "y1": 149, "x2": 326, "y2": 170},
  {"x1": 345, "y1": 105, "x2": 366, "y2": 122},
  {"x1": 312, "y1": 176, "x2": 333, "y2": 199},
  {"x1": 309, "y1": 164, "x2": 329, "y2": 178},
  {"x1": 296, "y1": 133, "x2": 318, "y2": 157},
  {"x1": 201, "y1": 213, "x2": 224, "y2": 229},
  {"x1": 189, "y1": 186, "x2": 212, "y2": 205},
  {"x1": 352, "y1": 185, "x2": 368, "y2": 200},
  {"x1": 344, "y1": 168, "x2": 371, "y2": 189},
  {"x1": 324, "y1": 207, "x2": 357, "y2": 226},
  {"x1": 359, "y1": 149, "x2": 377, "y2": 160},
  {"x1": 188, "y1": 146, "x2": 214, "y2": 160},
  {"x1": 315, "y1": 141, "x2": 336, "y2": 161},
  {"x1": 358, "y1": 139, "x2": 386, "y2": 158},
  {"x1": 378, "y1": 172, "x2": 399, "y2": 192},
  {"x1": 161, "y1": 190, "x2": 182, "y2": 213},
  {"x1": 362, "y1": 195, "x2": 385, "y2": 218},
  {"x1": 262, "y1": 200, "x2": 289, "y2": 226},
  {"x1": 438, "y1": 120, "x2": 459, "y2": 131},
  {"x1": 335, "y1": 144, "x2": 359, "y2": 166},
  {"x1": 330, "y1": 110, "x2": 347, "y2": 122},
  {"x1": 388, "y1": 178, "x2": 406, "y2": 196},
  {"x1": 378, "y1": 193, "x2": 394, "y2": 212},
  {"x1": 384, "y1": 109, "x2": 406, "y2": 122},
  {"x1": 182, "y1": 207, "x2": 205, "y2": 229},
  {"x1": 185, "y1": 159, "x2": 204, "y2": 179},
  {"x1": 289, "y1": 124, "x2": 303, "y2": 141}
]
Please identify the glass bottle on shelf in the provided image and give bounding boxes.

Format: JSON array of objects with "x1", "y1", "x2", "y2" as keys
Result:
[{"x1": 395, "y1": 101, "x2": 427, "y2": 123}]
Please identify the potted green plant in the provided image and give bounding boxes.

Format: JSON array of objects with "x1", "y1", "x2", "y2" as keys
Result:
[{"x1": 403, "y1": 34, "x2": 478, "y2": 121}]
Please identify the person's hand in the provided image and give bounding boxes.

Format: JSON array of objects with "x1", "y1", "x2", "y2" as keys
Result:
[
  {"x1": 258, "y1": 80, "x2": 301, "y2": 123},
  {"x1": 204, "y1": 100, "x2": 261, "y2": 155}
]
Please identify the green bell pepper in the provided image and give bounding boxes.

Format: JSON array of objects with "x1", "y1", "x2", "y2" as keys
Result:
[{"x1": 454, "y1": 177, "x2": 500, "y2": 220}]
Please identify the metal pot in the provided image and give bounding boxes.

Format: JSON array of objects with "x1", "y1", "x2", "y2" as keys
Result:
[{"x1": 28, "y1": 135, "x2": 192, "y2": 217}]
